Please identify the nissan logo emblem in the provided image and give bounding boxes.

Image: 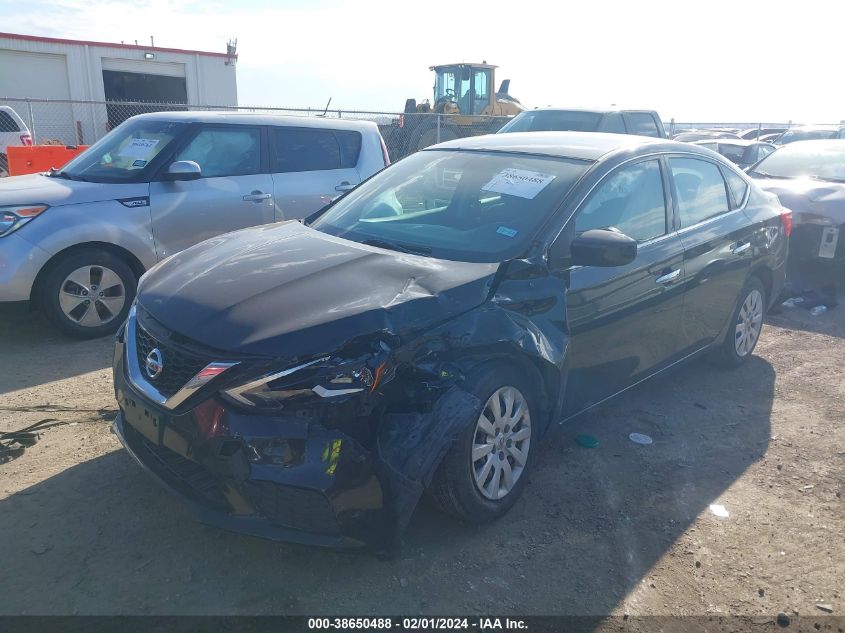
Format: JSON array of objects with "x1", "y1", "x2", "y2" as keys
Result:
[{"x1": 145, "y1": 348, "x2": 164, "y2": 380}]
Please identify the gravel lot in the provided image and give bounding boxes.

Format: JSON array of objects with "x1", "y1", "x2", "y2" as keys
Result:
[{"x1": 0, "y1": 298, "x2": 842, "y2": 620}]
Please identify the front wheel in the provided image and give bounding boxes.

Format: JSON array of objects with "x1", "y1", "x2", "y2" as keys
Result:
[
  {"x1": 428, "y1": 365, "x2": 537, "y2": 523},
  {"x1": 711, "y1": 276, "x2": 766, "y2": 368},
  {"x1": 40, "y1": 249, "x2": 137, "y2": 339}
]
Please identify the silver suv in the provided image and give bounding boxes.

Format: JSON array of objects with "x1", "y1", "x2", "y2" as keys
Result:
[{"x1": 0, "y1": 112, "x2": 389, "y2": 337}]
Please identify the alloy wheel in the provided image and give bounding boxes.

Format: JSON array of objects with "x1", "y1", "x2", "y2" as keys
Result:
[
  {"x1": 471, "y1": 386, "x2": 531, "y2": 500},
  {"x1": 58, "y1": 265, "x2": 126, "y2": 327},
  {"x1": 735, "y1": 288, "x2": 763, "y2": 357}
]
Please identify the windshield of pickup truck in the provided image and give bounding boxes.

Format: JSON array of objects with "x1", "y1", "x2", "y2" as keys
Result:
[
  {"x1": 55, "y1": 119, "x2": 186, "y2": 183},
  {"x1": 311, "y1": 149, "x2": 591, "y2": 263}
]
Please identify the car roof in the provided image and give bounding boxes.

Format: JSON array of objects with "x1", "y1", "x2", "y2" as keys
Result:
[
  {"x1": 692, "y1": 139, "x2": 763, "y2": 147},
  {"x1": 776, "y1": 139, "x2": 845, "y2": 151},
  {"x1": 522, "y1": 106, "x2": 658, "y2": 115},
  {"x1": 127, "y1": 111, "x2": 378, "y2": 132},
  {"x1": 784, "y1": 125, "x2": 839, "y2": 132},
  {"x1": 428, "y1": 131, "x2": 689, "y2": 161}
]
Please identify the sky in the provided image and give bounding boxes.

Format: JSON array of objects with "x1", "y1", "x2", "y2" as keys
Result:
[{"x1": 2, "y1": 0, "x2": 844, "y2": 123}]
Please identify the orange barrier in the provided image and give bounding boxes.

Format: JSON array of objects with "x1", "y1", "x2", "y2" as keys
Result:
[{"x1": 7, "y1": 145, "x2": 90, "y2": 176}]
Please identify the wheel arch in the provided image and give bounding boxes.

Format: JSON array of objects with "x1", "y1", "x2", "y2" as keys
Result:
[
  {"x1": 30, "y1": 241, "x2": 147, "y2": 307},
  {"x1": 749, "y1": 264, "x2": 774, "y2": 304}
]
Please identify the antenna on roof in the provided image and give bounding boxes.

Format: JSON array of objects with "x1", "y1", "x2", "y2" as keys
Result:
[
  {"x1": 225, "y1": 38, "x2": 238, "y2": 65},
  {"x1": 150, "y1": 35, "x2": 155, "y2": 47},
  {"x1": 318, "y1": 98, "x2": 332, "y2": 117}
]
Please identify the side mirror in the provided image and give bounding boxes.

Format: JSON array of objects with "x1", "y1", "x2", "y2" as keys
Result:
[
  {"x1": 551, "y1": 228, "x2": 637, "y2": 269},
  {"x1": 164, "y1": 160, "x2": 202, "y2": 181}
]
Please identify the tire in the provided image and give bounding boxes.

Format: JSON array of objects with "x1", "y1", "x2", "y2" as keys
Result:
[
  {"x1": 428, "y1": 364, "x2": 538, "y2": 523},
  {"x1": 412, "y1": 126, "x2": 458, "y2": 152},
  {"x1": 711, "y1": 276, "x2": 766, "y2": 368},
  {"x1": 39, "y1": 249, "x2": 137, "y2": 339}
]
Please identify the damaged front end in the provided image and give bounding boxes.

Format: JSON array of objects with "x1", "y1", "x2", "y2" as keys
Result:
[{"x1": 112, "y1": 307, "x2": 486, "y2": 556}]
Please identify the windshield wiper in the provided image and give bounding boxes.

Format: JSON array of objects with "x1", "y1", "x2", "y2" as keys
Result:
[
  {"x1": 808, "y1": 175, "x2": 845, "y2": 184},
  {"x1": 361, "y1": 238, "x2": 432, "y2": 256},
  {"x1": 747, "y1": 170, "x2": 786, "y2": 179},
  {"x1": 47, "y1": 168, "x2": 76, "y2": 180}
]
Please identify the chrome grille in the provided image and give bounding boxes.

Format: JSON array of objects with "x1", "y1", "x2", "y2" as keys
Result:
[{"x1": 134, "y1": 320, "x2": 207, "y2": 398}]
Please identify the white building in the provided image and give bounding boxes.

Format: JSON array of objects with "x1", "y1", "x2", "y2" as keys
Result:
[{"x1": 0, "y1": 31, "x2": 238, "y2": 145}]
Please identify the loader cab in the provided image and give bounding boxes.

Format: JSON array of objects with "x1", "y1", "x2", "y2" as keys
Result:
[{"x1": 431, "y1": 63, "x2": 494, "y2": 116}]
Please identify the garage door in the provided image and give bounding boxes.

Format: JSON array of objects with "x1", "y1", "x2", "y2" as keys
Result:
[{"x1": 0, "y1": 49, "x2": 74, "y2": 143}]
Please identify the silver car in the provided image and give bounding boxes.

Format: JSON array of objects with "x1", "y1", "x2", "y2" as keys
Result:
[{"x1": 0, "y1": 112, "x2": 389, "y2": 337}]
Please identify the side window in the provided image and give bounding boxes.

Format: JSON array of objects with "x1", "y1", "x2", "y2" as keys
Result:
[
  {"x1": 625, "y1": 112, "x2": 661, "y2": 138},
  {"x1": 271, "y1": 127, "x2": 341, "y2": 173},
  {"x1": 174, "y1": 127, "x2": 261, "y2": 178},
  {"x1": 0, "y1": 111, "x2": 21, "y2": 132},
  {"x1": 575, "y1": 160, "x2": 668, "y2": 242},
  {"x1": 597, "y1": 113, "x2": 625, "y2": 133},
  {"x1": 669, "y1": 158, "x2": 730, "y2": 226},
  {"x1": 758, "y1": 144, "x2": 774, "y2": 159},
  {"x1": 722, "y1": 166, "x2": 749, "y2": 209},
  {"x1": 336, "y1": 130, "x2": 362, "y2": 168}
]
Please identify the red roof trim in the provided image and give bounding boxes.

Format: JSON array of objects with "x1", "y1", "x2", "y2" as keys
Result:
[{"x1": 0, "y1": 31, "x2": 237, "y2": 59}]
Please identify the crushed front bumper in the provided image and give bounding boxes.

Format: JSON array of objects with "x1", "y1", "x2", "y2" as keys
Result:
[{"x1": 112, "y1": 339, "x2": 478, "y2": 553}]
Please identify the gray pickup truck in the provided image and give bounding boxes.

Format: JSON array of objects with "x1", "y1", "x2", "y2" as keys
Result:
[{"x1": 497, "y1": 107, "x2": 667, "y2": 138}]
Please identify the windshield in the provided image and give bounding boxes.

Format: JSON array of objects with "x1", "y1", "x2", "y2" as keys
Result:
[
  {"x1": 778, "y1": 128, "x2": 838, "y2": 144},
  {"x1": 311, "y1": 150, "x2": 591, "y2": 263},
  {"x1": 717, "y1": 144, "x2": 747, "y2": 163},
  {"x1": 59, "y1": 119, "x2": 186, "y2": 183},
  {"x1": 499, "y1": 111, "x2": 604, "y2": 133},
  {"x1": 751, "y1": 142, "x2": 845, "y2": 181}
]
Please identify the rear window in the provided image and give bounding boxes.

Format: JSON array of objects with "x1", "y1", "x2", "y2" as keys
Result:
[
  {"x1": 0, "y1": 111, "x2": 20, "y2": 133},
  {"x1": 722, "y1": 166, "x2": 749, "y2": 208},
  {"x1": 625, "y1": 112, "x2": 661, "y2": 137},
  {"x1": 498, "y1": 110, "x2": 603, "y2": 133},
  {"x1": 271, "y1": 127, "x2": 342, "y2": 173}
]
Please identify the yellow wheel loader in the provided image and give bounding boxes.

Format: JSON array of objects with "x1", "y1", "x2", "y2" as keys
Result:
[{"x1": 383, "y1": 63, "x2": 525, "y2": 160}]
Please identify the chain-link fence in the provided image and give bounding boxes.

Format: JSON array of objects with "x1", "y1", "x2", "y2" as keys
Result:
[
  {"x1": 0, "y1": 97, "x2": 514, "y2": 162},
  {"x1": 1, "y1": 96, "x2": 842, "y2": 166}
]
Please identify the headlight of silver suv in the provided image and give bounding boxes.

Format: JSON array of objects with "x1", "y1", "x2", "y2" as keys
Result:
[
  {"x1": 0, "y1": 205, "x2": 49, "y2": 237},
  {"x1": 223, "y1": 353, "x2": 394, "y2": 410}
]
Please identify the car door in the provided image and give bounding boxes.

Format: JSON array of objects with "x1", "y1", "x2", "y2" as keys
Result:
[
  {"x1": 561, "y1": 158, "x2": 687, "y2": 416},
  {"x1": 669, "y1": 156, "x2": 754, "y2": 350},
  {"x1": 269, "y1": 126, "x2": 363, "y2": 220},
  {"x1": 148, "y1": 124, "x2": 274, "y2": 258}
]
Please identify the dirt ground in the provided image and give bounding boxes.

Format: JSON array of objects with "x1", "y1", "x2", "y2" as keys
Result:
[{"x1": 0, "y1": 297, "x2": 843, "y2": 619}]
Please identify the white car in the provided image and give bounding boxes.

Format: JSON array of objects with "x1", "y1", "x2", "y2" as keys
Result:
[
  {"x1": 0, "y1": 111, "x2": 390, "y2": 337},
  {"x1": 0, "y1": 105, "x2": 33, "y2": 177}
]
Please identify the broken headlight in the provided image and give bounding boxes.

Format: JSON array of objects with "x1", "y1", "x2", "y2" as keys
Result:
[{"x1": 222, "y1": 354, "x2": 394, "y2": 410}]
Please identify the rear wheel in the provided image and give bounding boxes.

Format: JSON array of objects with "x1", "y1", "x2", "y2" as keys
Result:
[
  {"x1": 711, "y1": 276, "x2": 766, "y2": 368},
  {"x1": 412, "y1": 126, "x2": 458, "y2": 152},
  {"x1": 40, "y1": 249, "x2": 137, "y2": 339},
  {"x1": 428, "y1": 364, "x2": 537, "y2": 523}
]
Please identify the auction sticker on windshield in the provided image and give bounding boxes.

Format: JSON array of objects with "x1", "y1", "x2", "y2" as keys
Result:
[
  {"x1": 119, "y1": 138, "x2": 161, "y2": 159},
  {"x1": 482, "y1": 168, "x2": 556, "y2": 199}
]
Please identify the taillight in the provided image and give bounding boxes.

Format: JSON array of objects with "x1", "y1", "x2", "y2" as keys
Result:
[
  {"x1": 399, "y1": 114, "x2": 405, "y2": 129},
  {"x1": 780, "y1": 209, "x2": 793, "y2": 238},
  {"x1": 380, "y1": 138, "x2": 391, "y2": 167},
  {"x1": 20, "y1": 133, "x2": 33, "y2": 146}
]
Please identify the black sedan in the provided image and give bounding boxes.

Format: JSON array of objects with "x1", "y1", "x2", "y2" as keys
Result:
[
  {"x1": 749, "y1": 140, "x2": 845, "y2": 265},
  {"x1": 693, "y1": 139, "x2": 776, "y2": 169},
  {"x1": 111, "y1": 132, "x2": 789, "y2": 553}
]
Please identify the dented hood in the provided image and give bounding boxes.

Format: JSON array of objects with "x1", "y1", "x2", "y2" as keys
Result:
[
  {"x1": 138, "y1": 221, "x2": 499, "y2": 358},
  {"x1": 756, "y1": 177, "x2": 845, "y2": 225}
]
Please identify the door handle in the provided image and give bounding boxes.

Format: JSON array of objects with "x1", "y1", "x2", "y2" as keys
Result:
[
  {"x1": 334, "y1": 182, "x2": 355, "y2": 192},
  {"x1": 655, "y1": 269, "x2": 681, "y2": 284},
  {"x1": 243, "y1": 190, "x2": 272, "y2": 202},
  {"x1": 732, "y1": 242, "x2": 751, "y2": 255}
]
